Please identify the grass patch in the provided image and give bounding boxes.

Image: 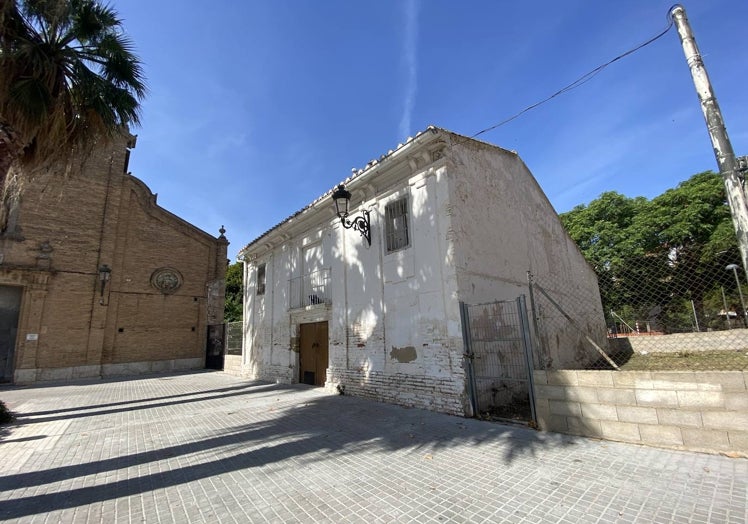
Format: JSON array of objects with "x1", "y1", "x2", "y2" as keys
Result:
[{"x1": 615, "y1": 350, "x2": 748, "y2": 371}]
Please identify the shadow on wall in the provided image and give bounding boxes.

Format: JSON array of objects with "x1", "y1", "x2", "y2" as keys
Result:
[
  {"x1": 0, "y1": 379, "x2": 578, "y2": 520},
  {"x1": 594, "y1": 338, "x2": 634, "y2": 368},
  {"x1": 332, "y1": 180, "x2": 446, "y2": 365}
]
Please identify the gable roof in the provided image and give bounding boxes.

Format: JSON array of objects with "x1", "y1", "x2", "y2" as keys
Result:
[
  {"x1": 237, "y1": 125, "x2": 521, "y2": 258},
  {"x1": 238, "y1": 125, "x2": 444, "y2": 257}
]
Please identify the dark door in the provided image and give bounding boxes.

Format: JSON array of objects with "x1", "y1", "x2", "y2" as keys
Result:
[
  {"x1": 0, "y1": 286, "x2": 22, "y2": 382},
  {"x1": 299, "y1": 321, "x2": 328, "y2": 386},
  {"x1": 205, "y1": 323, "x2": 225, "y2": 370}
]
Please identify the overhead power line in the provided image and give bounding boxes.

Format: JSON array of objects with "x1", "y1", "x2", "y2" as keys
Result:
[{"x1": 470, "y1": 6, "x2": 677, "y2": 140}]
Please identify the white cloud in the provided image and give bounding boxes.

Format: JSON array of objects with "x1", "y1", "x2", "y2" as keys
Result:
[
  {"x1": 206, "y1": 133, "x2": 248, "y2": 159},
  {"x1": 399, "y1": 0, "x2": 419, "y2": 140},
  {"x1": 532, "y1": 101, "x2": 704, "y2": 211}
]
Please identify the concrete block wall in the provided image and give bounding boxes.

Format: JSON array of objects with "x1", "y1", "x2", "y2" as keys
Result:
[
  {"x1": 610, "y1": 330, "x2": 748, "y2": 353},
  {"x1": 533, "y1": 370, "x2": 748, "y2": 455},
  {"x1": 223, "y1": 354, "x2": 242, "y2": 375}
]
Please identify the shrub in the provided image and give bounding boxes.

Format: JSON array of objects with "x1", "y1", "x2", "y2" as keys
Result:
[{"x1": 0, "y1": 401, "x2": 14, "y2": 424}]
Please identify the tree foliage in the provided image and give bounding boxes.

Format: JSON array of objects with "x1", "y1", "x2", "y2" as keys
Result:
[
  {"x1": 561, "y1": 171, "x2": 741, "y2": 333},
  {"x1": 0, "y1": 0, "x2": 146, "y2": 188},
  {"x1": 0, "y1": 400, "x2": 14, "y2": 424},
  {"x1": 224, "y1": 261, "x2": 242, "y2": 323}
]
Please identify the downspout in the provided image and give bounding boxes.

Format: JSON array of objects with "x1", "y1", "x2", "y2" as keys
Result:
[{"x1": 86, "y1": 153, "x2": 114, "y2": 364}]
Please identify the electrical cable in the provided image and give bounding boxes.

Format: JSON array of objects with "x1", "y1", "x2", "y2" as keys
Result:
[{"x1": 468, "y1": 6, "x2": 677, "y2": 141}]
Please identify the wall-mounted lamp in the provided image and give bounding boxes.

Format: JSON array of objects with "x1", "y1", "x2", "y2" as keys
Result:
[
  {"x1": 332, "y1": 184, "x2": 371, "y2": 246},
  {"x1": 98, "y1": 264, "x2": 111, "y2": 297}
]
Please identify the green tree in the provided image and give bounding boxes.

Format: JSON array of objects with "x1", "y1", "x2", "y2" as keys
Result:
[
  {"x1": 634, "y1": 172, "x2": 739, "y2": 330},
  {"x1": 560, "y1": 191, "x2": 650, "y2": 317},
  {"x1": 561, "y1": 171, "x2": 739, "y2": 333},
  {"x1": 224, "y1": 261, "x2": 243, "y2": 323},
  {"x1": 0, "y1": 0, "x2": 145, "y2": 227}
]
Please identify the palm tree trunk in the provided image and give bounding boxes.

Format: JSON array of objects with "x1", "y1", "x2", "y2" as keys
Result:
[{"x1": 0, "y1": 122, "x2": 24, "y2": 233}]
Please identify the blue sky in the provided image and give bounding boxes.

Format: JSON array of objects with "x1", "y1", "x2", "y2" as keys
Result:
[{"x1": 116, "y1": 1, "x2": 748, "y2": 260}]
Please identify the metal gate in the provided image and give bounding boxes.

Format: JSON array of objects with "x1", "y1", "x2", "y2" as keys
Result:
[
  {"x1": 205, "y1": 324, "x2": 225, "y2": 370},
  {"x1": 460, "y1": 296, "x2": 536, "y2": 423}
]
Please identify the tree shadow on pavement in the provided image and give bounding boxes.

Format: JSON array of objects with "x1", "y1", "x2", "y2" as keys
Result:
[
  {"x1": 15, "y1": 377, "x2": 270, "y2": 418},
  {"x1": 0, "y1": 383, "x2": 578, "y2": 520},
  {"x1": 11, "y1": 381, "x2": 288, "y2": 425}
]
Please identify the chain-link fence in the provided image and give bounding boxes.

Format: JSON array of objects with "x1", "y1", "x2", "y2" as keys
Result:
[
  {"x1": 528, "y1": 255, "x2": 748, "y2": 371},
  {"x1": 528, "y1": 271, "x2": 618, "y2": 371}
]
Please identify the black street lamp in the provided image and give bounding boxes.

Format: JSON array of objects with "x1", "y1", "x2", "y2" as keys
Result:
[{"x1": 332, "y1": 184, "x2": 371, "y2": 246}]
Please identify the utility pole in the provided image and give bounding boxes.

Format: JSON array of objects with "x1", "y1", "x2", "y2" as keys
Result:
[{"x1": 671, "y1": 5, "x2": 748, "y2": 283}]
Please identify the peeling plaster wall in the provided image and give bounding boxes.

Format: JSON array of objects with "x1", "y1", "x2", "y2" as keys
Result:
[
  {"x1": 240, "y1": 157, "x2": 468, "y2": 416},
  {"x1": 447, "y1": 138, "x2": 607, "y2": 368},
  {"x1": 239, "y1": 129, "x2": 604, "y2": 416},
  {"x1": 326, "y1": 163, "x2": 467, "y2": 415},
  {"x1": 242, "y1": 225, "x2": 336, "y2": 383}
]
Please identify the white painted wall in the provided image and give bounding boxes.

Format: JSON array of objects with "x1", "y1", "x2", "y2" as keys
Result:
[
  {"x1": 326, "y1": 161, "x2": 467, "y2": 414},
  {"x1": 447, "y1": 138, "x2": 607, "y2": 368},
  {"x1": 239, "y1": 154, "x2": 468, "y2": 414},
  {"x1": 237, "y1": 128, "x2": 606, "y2": 416}
]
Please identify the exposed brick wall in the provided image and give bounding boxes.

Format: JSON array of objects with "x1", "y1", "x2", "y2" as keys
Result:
[
  {"x1": 1, "y1": 133, "x2": 227, "y2": 383},
  {"x1": 327, "y1": 367, "x2": 468, "y2": 416},
  {"x1": 534, "y1": 370, "x2": 748, "y2": 455}
]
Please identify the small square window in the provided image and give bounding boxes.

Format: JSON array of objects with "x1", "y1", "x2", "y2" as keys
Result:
[
  {"x1": 256, "y1": 263, "x2": 266, "y2": 296},
  {"x1": 385, "y1": 197, "x2": 410, "y2": 253}
]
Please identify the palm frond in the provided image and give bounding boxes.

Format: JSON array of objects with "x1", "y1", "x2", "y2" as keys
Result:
[{"x1": 1, "y1": 0, "x2": 146, "y2": 178}]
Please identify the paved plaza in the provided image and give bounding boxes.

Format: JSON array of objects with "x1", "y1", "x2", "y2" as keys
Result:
[{"x1": 0, "y1": 371, "x2": 746, "y2": 523}]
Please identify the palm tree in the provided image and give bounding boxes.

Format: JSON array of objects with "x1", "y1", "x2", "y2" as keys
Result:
[{"x1": 0, "y1": 0, "x2": 146, "y2": 229}]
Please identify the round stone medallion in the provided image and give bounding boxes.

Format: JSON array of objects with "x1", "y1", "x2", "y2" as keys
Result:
[{"x1": 150, "y1": 267, "x2": 183, "y2": 294}]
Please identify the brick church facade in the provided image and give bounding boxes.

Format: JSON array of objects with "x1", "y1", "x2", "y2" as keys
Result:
[{"x1": 0, "y1": 133, "x2": 228, "y2": 383}]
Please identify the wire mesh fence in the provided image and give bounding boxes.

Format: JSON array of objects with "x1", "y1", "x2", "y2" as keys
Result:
[
  {"x1": 460, "y1": 299, "x2": 535, "y2": 422},
  {"x1": 529, "y1": 252, "x2": 748, "y2": 371},
  {"x1": 225, "y1": 321, "x2": 243, "y2": 356},
  {"x1": 528, "y1": 272, "x2": 617, "y2": 371}
]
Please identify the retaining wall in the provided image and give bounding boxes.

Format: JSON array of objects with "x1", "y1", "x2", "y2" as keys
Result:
[
  {"x1": 533, "y1": 370, "x2": 748, "y2": 455},
  {"x1": 609, "y1": 329, "x2": 748, "y2": 353},
  {"x1": 223, "y1": 354, "x2": 242, "y2": 376}
]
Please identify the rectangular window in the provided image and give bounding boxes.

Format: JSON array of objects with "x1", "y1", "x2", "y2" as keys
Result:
[
  {"x1": 385, "y1": 197, "x2": 410, "y2": 253},
  {"x1": 256, "y1": 263, "x2": 266, "y2": 296}
]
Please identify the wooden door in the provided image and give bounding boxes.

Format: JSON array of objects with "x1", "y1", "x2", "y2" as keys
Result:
[
  {"x1": 299, "y1": 321, "x2": 328, "y2": 386},
  {"x1": 0, "y1": 286, "x2": 22, "y2": 382}
]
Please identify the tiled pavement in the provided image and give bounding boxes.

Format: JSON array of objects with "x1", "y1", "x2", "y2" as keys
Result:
[{"x1": 0, "y1": 371, "x2": 746, "y2": 523}]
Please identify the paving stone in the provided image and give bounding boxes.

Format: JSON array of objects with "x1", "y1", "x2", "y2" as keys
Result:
[{"x1": 0, "y1": 371, "x2": 746, "y2": 523}]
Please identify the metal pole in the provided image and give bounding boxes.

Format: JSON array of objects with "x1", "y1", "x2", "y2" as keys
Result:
[
  {"x1": 526, "y1": 271, "x2": 543, "y2": 365},
  {"x1": 721, "y1": 286, "x2": 732, "y2": 329},
  {"x1": 517, "y1": 295, "x2": 537, "y2": 425},
  {"x1": 691, "y1": 300, "x2": 700, "y2": 332},
  {"x1": 728, "y1": 264, "x2": 748, "y2": 326},
  {"x1": 671, "y1": 5, "x2": 748, "y2": 284},
  {"x1": 459, "y1": 301, "x2": 479, "y2": 417}
]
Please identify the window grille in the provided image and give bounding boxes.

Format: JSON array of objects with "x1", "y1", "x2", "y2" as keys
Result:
[
  {"x1": 256, "y1": 264, "x2": 266, "y2": 295},
  {"x1": 385, "y1": 197, "x2": 410, "y2": 253},
  {"x1": 288, "y1": 268, "x2": 331, "y2": 309}
]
